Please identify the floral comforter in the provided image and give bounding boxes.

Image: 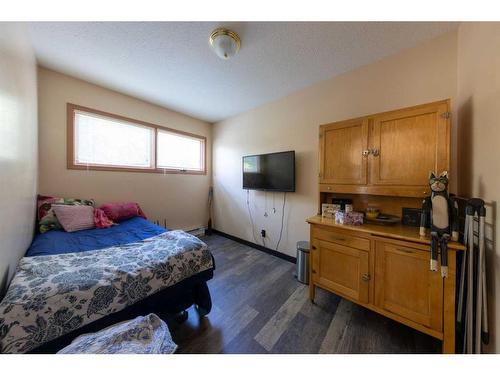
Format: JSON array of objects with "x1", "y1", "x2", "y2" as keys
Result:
[{"x1": 0, "y1": 230, "x2": 213, "y2": 353}]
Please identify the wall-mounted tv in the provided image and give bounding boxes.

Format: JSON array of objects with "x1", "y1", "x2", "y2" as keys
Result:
[{"x1": 242, "y1": 151, "x2": 295, "y2": 192}]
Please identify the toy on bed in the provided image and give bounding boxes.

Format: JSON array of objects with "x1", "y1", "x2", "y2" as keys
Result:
[{"x1": 419, "y1": 171, "x2": 459, "y2": 278}]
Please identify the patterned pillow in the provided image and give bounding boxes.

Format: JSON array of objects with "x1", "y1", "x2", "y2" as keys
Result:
[
  {"x1": 99, "y1": 202, "x2": 146, "y2": 222},
  {"x1": 37, "y1": 194, "x2": 95, "y2": 233},
  {"x1": 52, "y1": 205, "x2": 96, "y2": 232}
]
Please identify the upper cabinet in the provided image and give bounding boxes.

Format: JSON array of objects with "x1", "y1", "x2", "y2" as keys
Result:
[
  {"x1": 319, "y1": 100, "x2": 451, "y2": 198},
  {"x1": 319, "y1": 118, "x2": 369, "y2": 185}
]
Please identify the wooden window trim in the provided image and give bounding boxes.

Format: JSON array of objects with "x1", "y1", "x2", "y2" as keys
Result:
[{"x1": 67, "y1": 103, "x2": 207, "y2": 175}]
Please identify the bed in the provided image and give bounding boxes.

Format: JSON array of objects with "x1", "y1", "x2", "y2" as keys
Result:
[{"x1": 0, "y1": 218, "x2": 214, "y2": 354}]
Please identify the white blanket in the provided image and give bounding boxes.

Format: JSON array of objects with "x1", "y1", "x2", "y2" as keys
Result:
[{"x1": 58, "y1": 314, "x2": 177, "y2": 354}]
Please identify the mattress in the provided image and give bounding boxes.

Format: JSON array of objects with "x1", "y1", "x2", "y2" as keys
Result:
[{"x1": 26, "y1": 217, "x2": 166, "y2": 257}]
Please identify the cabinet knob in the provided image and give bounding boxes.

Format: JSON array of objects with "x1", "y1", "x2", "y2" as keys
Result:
[
  {"x1": 311, "y1": 245, "x2": 317, "y2": 250},
  {"x1": 362, "y1": 149, "x2": 371, "y2": 157},
  {"x1": 361, "y1": 273, "x2": 371, "y2": 282},
  {"x1": 312, "y1": 269, "x2": 317, "y2": 274},
  {"x1": 371, "y1": 148, "x2": 380, "y2": 157}
]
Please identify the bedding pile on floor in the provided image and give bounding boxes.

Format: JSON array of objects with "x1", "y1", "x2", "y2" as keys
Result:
[
  {"x1": 0, "y1": 230, "x2": 212, "y2": 353},
  {"x1": 57, "y1": 313, "x2": 177, "y2": 354}
]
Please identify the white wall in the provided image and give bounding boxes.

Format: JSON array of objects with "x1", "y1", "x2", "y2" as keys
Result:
[
  {"x1": 0, "y1": 23, "x2": 38, "y2": 295},
  {"x1": 38, "y1": 67, "x2": 212, "y2": 232},
  {"x1": 212, "y1": 31, "x2": 458, "y2": 257},
  {"x1": 457, "y1": 22, "x2": 500, "y2": 353}
]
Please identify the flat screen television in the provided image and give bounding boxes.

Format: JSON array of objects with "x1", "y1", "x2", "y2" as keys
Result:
[{"x1": 242, "y1": 151, "x2": 295, "y2": 192}]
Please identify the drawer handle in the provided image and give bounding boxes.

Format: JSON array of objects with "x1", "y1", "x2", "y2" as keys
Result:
[{"x1": 362, "y1": 273, "x2": 371, "y2": 282}]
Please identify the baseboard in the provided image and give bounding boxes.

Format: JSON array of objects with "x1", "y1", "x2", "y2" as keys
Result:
[{"x1": 211, "y1": 229, "x2": 296, "y2": 264}]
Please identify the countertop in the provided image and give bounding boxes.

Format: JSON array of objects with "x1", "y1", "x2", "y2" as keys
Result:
[{"x1": 306, "y1": 215, "x2": 465, "y2": 251}]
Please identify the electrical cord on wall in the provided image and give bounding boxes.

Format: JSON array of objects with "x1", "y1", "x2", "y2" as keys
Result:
[
  {"x1": 246, "y1": 189, "x2": 258, "y2": 244},
  {"x1": 276, "y1": 192, "x2": 287, "y2": 251}
]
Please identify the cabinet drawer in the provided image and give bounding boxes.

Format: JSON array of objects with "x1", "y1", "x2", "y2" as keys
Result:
[{"x1": 312, "y1": 227, "x2": 370, "y2": 251}]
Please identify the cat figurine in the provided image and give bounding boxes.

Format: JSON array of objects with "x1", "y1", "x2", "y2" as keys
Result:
[{"x1": 419, "y1": 171, "x2": 459, "y2": 278}]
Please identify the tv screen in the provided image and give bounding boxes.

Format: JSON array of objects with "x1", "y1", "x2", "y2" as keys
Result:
[{"x1": 242, "y1": 151, "x2": 295, "y2": 192}]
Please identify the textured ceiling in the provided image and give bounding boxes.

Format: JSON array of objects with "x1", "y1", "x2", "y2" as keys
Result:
[{"x1": 28, "y1": 22, "x2": 458, "y2": 122}]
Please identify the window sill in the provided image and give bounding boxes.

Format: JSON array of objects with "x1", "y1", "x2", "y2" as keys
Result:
[{"x1": 68, "y1": 164, "x2": 206, "y2": 175}]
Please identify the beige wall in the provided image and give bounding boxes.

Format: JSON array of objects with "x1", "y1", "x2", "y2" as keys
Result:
[
  {"x1": 0, "y1": 24, "x2": 38, "y2": 295},
  {"x1": 212, "y1": 31, "x2": 458, "y2": 257},
  {"x1": 457, "y1": 22, "x2": 500, "y2": 353},
  {"x1": 38, "y1": 67, "x2": 212, "y2": 232}
]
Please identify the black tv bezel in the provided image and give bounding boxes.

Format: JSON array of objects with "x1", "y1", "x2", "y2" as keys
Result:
[{"x1": 242, "y1": 150, "x2": 296, "y2": 192}]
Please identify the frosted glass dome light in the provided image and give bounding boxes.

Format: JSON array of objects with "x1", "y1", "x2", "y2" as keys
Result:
[{"x1": 209, "y1": 28, "x2": 241, "y2": 60}]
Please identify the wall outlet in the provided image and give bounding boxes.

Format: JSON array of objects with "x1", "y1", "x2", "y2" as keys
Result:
[{"x1": 261, "y1": 229, "x2": 266, "y2": 238}]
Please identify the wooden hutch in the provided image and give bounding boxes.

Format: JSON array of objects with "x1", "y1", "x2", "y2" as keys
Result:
[{"x1": 307, "y1": 99, "x2": 465, "y2": 353}]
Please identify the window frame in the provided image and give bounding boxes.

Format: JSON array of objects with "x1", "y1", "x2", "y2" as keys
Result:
[{"x1": 67, "y1": 103, "x2": 207, "y2": 175}]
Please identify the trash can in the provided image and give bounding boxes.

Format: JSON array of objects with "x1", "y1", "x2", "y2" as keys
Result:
[{"x1": 296, "y1": 241, "x2": 310, "y2": 284}]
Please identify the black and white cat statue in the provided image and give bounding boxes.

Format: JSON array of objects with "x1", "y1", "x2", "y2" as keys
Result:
[{"x1": 419, "y1": 171, "x2": 459, "y2": 278}]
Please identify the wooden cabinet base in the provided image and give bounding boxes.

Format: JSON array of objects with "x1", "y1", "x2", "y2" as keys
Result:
[{"x1": 308, "y1": 218, "x2": 464, "y2": 354}]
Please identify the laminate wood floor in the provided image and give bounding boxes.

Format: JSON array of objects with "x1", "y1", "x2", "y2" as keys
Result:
[{"x1": 168, "y1": 234, "x2": 441, "y2": 354}]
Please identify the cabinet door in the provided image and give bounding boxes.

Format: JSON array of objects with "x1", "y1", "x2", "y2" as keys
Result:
[
  {"x1": 319, "y1": 118, "x2": 369, "y2": 185},
  {"x1": 312, "y1": 239, "x2": 369, "y2": 303},
  {"x1": 374, "y1": 241, "x2": 443, "y2": 331},
  {"x1": 369, "y1": 101, "x2": 450, "y2": 187}
]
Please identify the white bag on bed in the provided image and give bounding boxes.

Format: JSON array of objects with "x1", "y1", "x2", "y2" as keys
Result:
[{"x1": 58, "y1": 314, "x2": 177, "y2": 354}]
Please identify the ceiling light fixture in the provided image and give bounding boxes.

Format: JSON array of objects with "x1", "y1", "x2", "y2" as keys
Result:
[{"x1": 209, "y1": 28, "x2": 241, "y2": 60}]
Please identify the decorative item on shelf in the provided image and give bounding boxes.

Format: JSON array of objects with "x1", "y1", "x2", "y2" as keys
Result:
[
  {"x1": 402, "y1": 207, "x2": 422, "y2": 227},
  {"x1": 419, "y1": 171, "x2": 459, "y2": 278},
  {"x1": 365, "y1": 206, "x2": 380, "y2": 220},
  {"x1": 335, "y1": 211, "x2": 363, "y2": 225},
  {"x1": 364, "y1": 213, "x2": 400, "y2": 225},
  {"x1": 321, "y1": 203, "x2": 336, "y2": 218},
  {"x1": 331, "y1": 198, "x2": 352, "y2": 211}
]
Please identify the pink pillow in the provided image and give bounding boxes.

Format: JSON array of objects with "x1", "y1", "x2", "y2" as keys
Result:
[
  {"x1": 98, "y1": 202, "x2": 146, "y2": 222},
  {"x1": 94, "y1": 208, "x2": 114, "y2": 229},
  {"x1": 52, "y1": 205, "x2": 96, "y2": 232}
]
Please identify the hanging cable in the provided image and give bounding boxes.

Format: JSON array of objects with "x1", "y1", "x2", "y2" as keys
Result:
[
  {"x1": 246, "y1": 189, "x2": 258, "y2": 244},
  {"x1": 276, "y1": 192, "x2": 286, "y2": 251}
]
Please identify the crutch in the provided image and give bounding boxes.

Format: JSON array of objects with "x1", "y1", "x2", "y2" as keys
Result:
[
  {"x1": 475, "y1": 200, "x2": 487, "y2": 352},
  {"x1": 475, "y1": 205, "x2": 484, "y2": 353},
  {"x1": 463, "y1": 198, "x2": 487, "y2": 353},
  {"x1": 465, "y1": 202, "x2": 476, "y2": 353},
  {"x1": 457, "y1": 213, "x2": 469, "y2": 324}
]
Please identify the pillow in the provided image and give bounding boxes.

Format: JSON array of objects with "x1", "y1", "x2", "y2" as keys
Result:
[
  {"x1": 99, "y1": 202, "x2": 146, "y2": 222},
  {"x1": 94, "y1": 208, "x2": 114, "y2": 229},
  {"x1": 37, "y1": 194, "x2": 95, "y2": 233},
  {"x1": 52, "y1": 205, "x2": 96, "y2": 232}
]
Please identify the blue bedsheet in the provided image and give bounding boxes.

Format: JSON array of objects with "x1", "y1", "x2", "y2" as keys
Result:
[{"x1": 26, "y1": 217, "x2": 167, "y2": 257}]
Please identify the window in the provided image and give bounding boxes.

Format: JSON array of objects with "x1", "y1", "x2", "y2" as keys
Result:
[
  {"x1": 67, "y1": 103, "x2": 206, "y2": 174},
  {"x1": 157, "y1": 129, "x2": 205, "y2": 172}
]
